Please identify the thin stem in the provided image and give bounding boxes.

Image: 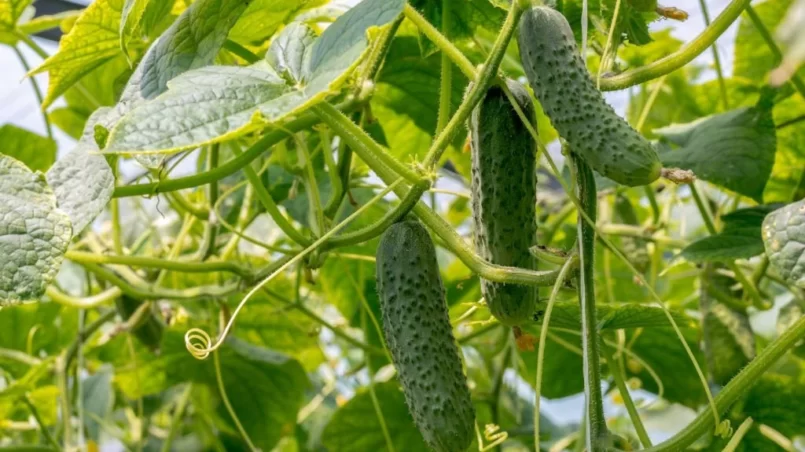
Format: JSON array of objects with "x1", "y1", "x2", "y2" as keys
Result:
[
  {"x1": 597, "y1": 224, "x2": 686, "y2": 248},
  {"x1": 534, "y1": 256, "x2": 578, "y2": 451},
  {"x1": 223, "y1": 39, "x2": 260, "y2": 63},
  {"x1": 436, "y1": 0, "x2": 452, "y2": 135},
  {"x1": 46, "y1": 285, "x2": 121, "y2": 309},
  {"x1": 745, "y1": 5, "x2": 805, "y2": 100},
  {"x1": 0, "y1": 347, "x2": 41, "y2": 366},
  {"x1": 722, "y1": 417, "x2": 754, "y2": 452},
  {"x1": 65, "y1": 251, "x2": 252, "y2": 279},
  {"x1": 776, "y1": 113, "x2": 805, "y2": 129},
  {"x1": 114, "y1": 100, "x2": 357, "y2": 198},
  {"x1": 357, "y1": 15, "x2": 404, "y2": 84},
  {"x1": 214, "y1": 351, "x2": 257, "y2": 451},
  {"x1": 231, "y1": 143, "x2": 312, "y2": 246},
  {"x1": 571, "y1": 154, "x2": 607, "y2": 449},
  {"x1": 421, "y1": 2, "x2": 523, "y2": 168},
  {"x1": 12, "y1": 46, "x2": 52, "y2": 139},
  {"x1": 697, "y1": 0, "x2": 730, "y2": 109},
  {"x1": 601, "y1": 343, "x2": 652, "y2": 448},
  {"x1": 319, "y1": 128, "x2": 344, "y2": 217},
  {"x1": 82, "y1": 263, "x2": 240, "y2": 300},
  {"x1": 23, "y1": 395, "x2": 60, "y2": 450},
  {"x1": 647, "y1": 314, "x2": 805, "y2": 451},
  {"x1": 403, "y1": 4, "x2": 476, "y2": 79},
  {"x1": 161, "y1": 384, "x2": 193, "y2": 452},
  {"x1": 361, "y1": 310, "x2": 396, "y2": 452},
  {"x1": 297, "y1": 136, "x2": 326, "y2": 237},
  {"x1": 16, "y1": 31, "x2": 49, "y2": 59},
  {"x1": 599, "y1": 0, "x2": 750, "y2": 91}
]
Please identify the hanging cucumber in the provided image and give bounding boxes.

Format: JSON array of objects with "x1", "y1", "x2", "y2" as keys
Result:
[
  {"x1": 517, "y1": 6, "x2": 661, "y2": 186},
  {"x1": 376, "y1": 220, "x2": 475, "y2": 452},
  {"x1": 470, "y1": 80, "x2": 540, "y2": 326}
]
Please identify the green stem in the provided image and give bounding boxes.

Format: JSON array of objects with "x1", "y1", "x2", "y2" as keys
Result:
[
  {"x1": 697, "y1": 0, "x2": 730, "y2": 109},
  {"x1": 63, "y1": 310, "x2": 117, "y2": 376},
  {"x1": 22, "y1": 395, "x2": 60, "y2": 450},
  {"x1": 82, "y1": 264, "x2": 240, "y2": 300},
  {"x1": 403, "y1": 4, "x2": 476, "y2": 79},
  {"x1": 599, "y1": 0, "x2": 750, "y2": 91},
  {"x1": 598, "y1": 223, "x2": 686, "y2": 248},
  {"x1": 571, "y1": 154, "x2": 607, "y2": 450},
  {"x1": 421, "y1": 2, "x2": 523, "y2": 168},
  {"x1": 356, "y1": 15, "x2": 404, "y2": 84},
  {"x1": 745, "y1": 5, "x2": 805, "y2": 100},
  {"x1": 311, "y1": 104, "x2": 420, "y2": 183},
  {"x1": 297, "y1": 137, "x2": 326, "y2": 237},
  {"x1": 12, "y1": 46, "x2": 52, "y2": 139},
  {"x1": 231, "y1": 143, "x2": 312, "y2": 246},
  {"x1": 315, "y1": 102, "x2": 562, "y2": 287},
  {"x1": 647, "y1": 314, "x2": 805, "y2": 451},
  {"x1": 46, "y1": 285, "x2": 121, "y2": 309},
  {"x1": 319, "y1": 128, "x2": 344, "y2": 217},
  {"x1": 223, "y1": 39, "x2": 260, "y2": 63},
  {"x1": 0, "y1": 347, "x2": 41, "y2": 366},
  {"x1": 161, "y1": 383, "x2": 193, "y2": 452},
  {"x1": 65, "y1": 251, "x2": 252, "y2": 280},
  {"x1": 110, "y1": 158, "x2": 124, "y2": 254},
  {"x1": 196, "y1": 144, "x2": 220, "y2": 260},
  {"x1": 601, "y1": 342, "x2": 652, "y2": 448},
  {"x1": 16, "y1": 31, "x2": 49, "y2": 59},
  {"x1": 436, "y1": 0, "x2": 453, "y2": 135},
  {"x1": 114, "y1": 101, "x2": 357, "y2": 198}
]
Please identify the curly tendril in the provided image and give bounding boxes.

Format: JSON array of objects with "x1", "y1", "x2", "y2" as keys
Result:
[
  {"x1": 184, "y1": 179, "x2": 404, "y2": 360},
  {"x1": 475, "y1": 423, "x2": 508, "y2": 452}
]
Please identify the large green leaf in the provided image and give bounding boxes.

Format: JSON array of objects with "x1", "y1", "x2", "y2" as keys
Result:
[
  {"x1": 139, "y1": 0, "x2": 248, "y2": 99},
  {"x1": 737, "y1": 374, "x2": 805, "y2": 450},
  {"x1": 29, "y1": 0, "x2": 125, "y2": 108},
  {"x1": 322, "y1": 381, "x2": 429, "y2": 451},
  {"x1": 115, "y1": 330, "x2": 308, "y2": 451},
  {"x1": 46, "y1": 108, "x2": 116, "y2": 234},
  {"x1": 228, "y1": 0, "x2": 326, "y2": 44},
  {"x1": 0, "y1": 125, "x2": 56, "y2": 173},
  {"x1": 656, "y1": 104, "x2": 777, "y2": 202},
  {"x1": 765, "y1": 95, "x2": 805, "y2": 203},
  {"x1": 518, "y1": 330, "x2": 585, "y2": 399},
  {"x1": 762, "y1": 199, "x2": 805, "y2": 288},
  {"x1": 0, "y1": 155, "x2": 71, "y2": 305},
  {"x1": 105, "y1": 0, "x2": 406, "y2": 156},
  {"x1": 105, "y1": 65, "x2": 307, "y2": 155},
  {"x1": 680, "y1": 206, "x2": 778, "y2": 263}
]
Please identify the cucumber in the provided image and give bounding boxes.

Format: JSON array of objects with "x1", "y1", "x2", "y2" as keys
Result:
[
  {"x1": 376, "y1": 220, "x2": 475, "y2": 452},
  {"x1": 470, "y1": 80, "x2": 539, "y2": 326},
  {"x1": 517, "y1": 6, "x2": 661, "y2": 186},
  {"x1": 115, "y1": 295, "x2": 164, "y2": 352}
]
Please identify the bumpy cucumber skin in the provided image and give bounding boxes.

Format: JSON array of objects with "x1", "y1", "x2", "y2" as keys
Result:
[
  {"x1": 517, "y1": 6, "x2": 661, "y2": 186},
  {"x1": 115, "y1": 295, "x2": 164, "y2": 352},
  {"x1": 376, "y1": 221, "x2": 475, "y2": 452},
  {"x1": 470, "y1": 80, "x2": 539, "y2": 326}
]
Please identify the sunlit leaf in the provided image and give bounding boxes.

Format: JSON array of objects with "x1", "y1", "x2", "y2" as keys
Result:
[
  {"x1": 0, "y1": 125, "x2": 56, "y2": 172},
  {"x1": 228, "y1": 0, "x2": 327, "y2": 44}
]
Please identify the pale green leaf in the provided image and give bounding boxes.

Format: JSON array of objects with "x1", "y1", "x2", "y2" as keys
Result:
[
  {"x1": 762, "y1": 199, "x2": 805, "y2": 288},
  {"x1": 304, "y1": 0, "x2": 406, "y2": 96},
  {"x1": 119, "y1": 0, "x2": 149, "y2": 58},
  {"x1": 228, "y1": 0, "x2": 327, "y2": 44},
  {"x1": 0, "y1": 125, "x2": 57, "y2": 172},
  {"x1": 46, "y1": 108, "x2": 116, "y2": 233},
  {"x1": 322, "y1": 381, "x2": 429, "y2": 451},
  {"x1": 16, "y1": 10, "x2": 83, "y2": 37},
  {"x1": 267, "y1": 22, "x2": 316, "y2": 84},
  {"x1": 139, "y1": 0, "x2": 248, "y2": 99},
  {"x1": 656, "y1": 105, "x2": 777, "y2": 202},
  {"x1": 29, "y1": 0, "x2": 125, "y2": 108},
  {"x1": 82, "y1": 368, "x2": 114, "y2": 441},
  {"x1": 0, "y1": 155, "x2": 71, "y2": 305},
  {"x1": 105, "y1": 65, "x2": 307, "y2": 155}
]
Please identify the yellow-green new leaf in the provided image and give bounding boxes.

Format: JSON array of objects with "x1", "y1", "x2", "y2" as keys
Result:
[
  {"x1": 29, "y1": 0, "x2": 125, "y2": 108},
  {"x1": 0, "y1": 155, "x2": 71, "y2": 305},
  {"x1": 0, "y1": 0, "x2": 33, "y2": 29}
]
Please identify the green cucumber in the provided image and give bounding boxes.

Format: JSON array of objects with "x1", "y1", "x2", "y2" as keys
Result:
[
  {"x1": 115, "y1": 295, "x2": 164, "y2": 352},
  {"x1": 376, "y1": 220, "x2": 475, "y2": 452},
  {"x1": 470, "y1": 80, "x2": 540, "y2": 326},
  {"x1": 517, "y1": 6, "x2": 661, "y2": 186}
]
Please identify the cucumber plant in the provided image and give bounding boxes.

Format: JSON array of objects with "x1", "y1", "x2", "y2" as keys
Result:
[{"x1": 0, "y1": 0, "x2": 803, "y2": 451}]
